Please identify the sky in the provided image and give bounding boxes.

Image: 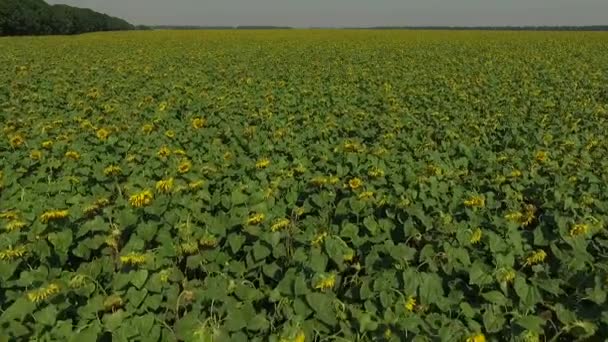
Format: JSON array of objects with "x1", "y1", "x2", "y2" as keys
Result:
[{"x1": 46, "y1": 0, "x2": 608, "y2": 27}]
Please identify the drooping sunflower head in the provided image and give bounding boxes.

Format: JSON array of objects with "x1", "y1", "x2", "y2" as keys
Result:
[
  {"x1": 141, "y1": 123, "x2": 154, "y2": 134},
  {"x1": 348, "y1": 177, "x2": 363, "y2": 190},
  {"x1": 9, "y1": 134, "x2": 25, "y2": 148},
  {"x1": 65, "y1": 151, "x2": 80, "y2": 160},
  {"x1": 29, "y1": 150, "x2": 43, "y2": 161},
  {"x1": 535, "y1": 150, "x2": 548, "y2": 163},
  {"x1": 120, "y1": 252, "x2": 147, "y2": 266},
  {"x1": 496, "y1": 267, "x2": 516, "y2": 284},
  {"x1": 0, "y1": 246, "x2": 27, "y2": 261},
  {"x1": 570, "y1": 223, "x2": 589, "y2": 237},
  {"x1": 524, "y1": 249, "x2": 547, "y2": 266},
  {"x1": 470, "y1": 228, "x2": 482, "y2": 244},
  {"x1": 465, "y1": 333, "x2": 486, "y2": 342},
  {"x1": 314, "y1": 273, "x2": 336, "y2": 291},
  {"x1": 155, "y1": 178, "x2": 174, "y2": 194},
  {"x1": 256, "y1": 158, "x2": 270, "y2": 169},
  {"x1": 96, "y1": 128, "x2": 110, "y2": 140},
  {"x1": 404, "y1": 296, "x2": 416, "y2": 312},
  {"x1": 27, "y1": 283, "x2": 60, "y2": 303},
  {"x1": 247, "y1": 212, "x2": 265, "y2": 225},
  {"x1": 129, "y1": 190, "x2": 153, "y2": 208},
  {"x1": 463, "y1": 195, "x2": 485, "y2": 208},
  {"x1": 157, "y1": 146, "x2": 171, "y2": 158},
  {"x1": 41, "y1": 140, "x2": 53, "y2": 149},
  {"x1": 103, "y1": 165, "x2": 122, "y2": 177},
  {"x1": 40, "y1": 210, "x2": 69, "y2": 223},
  {"x1": 271, "y1": 218, "x2": 291, "y2": 232},
  {"x1": 368, "y1": 167, "x2": 385, "y2": 178},
  {"x1": 192, "y1": 117, "x2": 206, "y2": 129},
  {"x1": 178, "y1": 159, "x2": 192, "y2": 174}
]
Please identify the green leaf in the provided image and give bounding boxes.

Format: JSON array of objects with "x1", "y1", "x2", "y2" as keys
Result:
[
  {"x1": 252, "y1": 242, "x2": 271, "y2": 261},
  {"x1": 231, "y1": 189, "x2": 248, "y2": 206},
  {"x1": 468, "y1": 261, "x2": 493, "y2": 286},
  {"x1": 103, "y1": 310, "x2": 127, "y2": 332},
  {"x1": 514, "y1": 277, "x2": 542, "y2": 309},
  {"x1": 228, "y1": 233, "x2": 246, "y2": 253},
  {"x1": 0, "y1": 298, "x2": 36, "y2": 323},
  {"x1": 133, "y1": 313, "x2": 155, "y2": 336},
  {"x1": 482, "y1": 306, "x2": 506, "y2": 333},
  {"x1": 48, "y1": 230, "x2": 73, "y2": 254},
  {"x1": 34, "y1": 305, "x2": 57, "y2": 326},
  {"x1": 69, "y1": 325, "x2": 101, "y2": 342},
  {"x1": 306, "y1": 293, "x2": 337, "y2": 326},
  {"x1": 248, "y1": 314, "x2": 269, "y2": 331},
  {"x1": 130, "y1": 270, "x2": 149, "y2": 289},
  {"x1": 419, "y1": 272, "x2": 444, "y2": 305},
  {"x1": 363, "y1": 216, "x2": 379, "y2": 235},
  {"x1": 126, "y1": 287, "x2": 148, "y2": 309},
  {"x1": 482, "y1": 291, "x2": 509, "y2": 306},
  {"x1": 224, "y1": 307, "x2": 248, "y2": 332},
  {"x1": 514, "y1": 315, "x2": 545, "y2": 333}
]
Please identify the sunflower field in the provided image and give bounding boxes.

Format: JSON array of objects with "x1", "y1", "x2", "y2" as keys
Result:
[{"x1": 1, "y1": 30, "x2": 608, "y2": 341}]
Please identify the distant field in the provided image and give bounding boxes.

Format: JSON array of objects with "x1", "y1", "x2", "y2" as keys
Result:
[{"x1": 1, "y1": 30, "x2": 608, "y2": 341}]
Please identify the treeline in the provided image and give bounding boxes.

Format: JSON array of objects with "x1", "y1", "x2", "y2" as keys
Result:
[
  {"x1": 0, "y1": 0, "x2": 134, "y2": 36},
  {"x1": 150, "y1": 25, "x2": 293, "y2": 30},
  {"x1": 362, "y1": 26, "x2": 608, "y2": 31}
]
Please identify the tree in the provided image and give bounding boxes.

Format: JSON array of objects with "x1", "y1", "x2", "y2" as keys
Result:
[{"x1": 0, "y1": 0, "x2": 134, "y2": 36}]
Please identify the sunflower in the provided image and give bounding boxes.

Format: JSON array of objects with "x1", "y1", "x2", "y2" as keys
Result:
[
  {"x1": 247, "y1": 213, "x2": 265, "y2": 225},
  {"x1": 65, "y1": 151, "x2": 80, "y2": 160},
  {"x1": 129, "y1": 190, "x2": 153, "y2": 208},
  {"x1": 271, "y1": 218, "x2": 290, "y2": 232},
  {"x1": 310, "y1": 176, "x2": 327, "y2": 187},
  {"x1": 120, "y1": 252, "x2": 147, "y2": 266},
  {"x1": 256, "y1": 158, "x2": 270, "y2": 169},
  {"x1": 348, "y1": 177, "x2": 363, "y2": 190},
  {"x1": 141, "y1": 123, "x2": 154, "y2": 134},
  {"x1": 41, "y1": 140, "x2": 53, "y2": 149},
  {"x1": 29, "y1": 150, "x2": 42, "y2": 160},
  {"x1": 314, "y1": 273, "x2": 336, "y2": 291},
  {"x1": 5, "y1": 220, "x2": 27, "y2": 231},
  {"x1": 192, "y1": 117, "x2": 206, "y2": 129},
  {"x1": 0, "y1": 246, "x2": 27, "y2": 261},
  {"x1": 466, "y1": 333, "x2": 486, "y2": 342},
  {"x1": 463, "y1": 195, "x2": 485, "y2": 208},
  {"x1": 9, "y1": 134, "x2": 25, "y2": 148},
  {"x1": 496, "y1": 268, "x2": 516, "y2": 283},
  {"x1": 27, "y1": 283, "x2": 60, "y2": 303},
  {"x1": 40, "y1": 210, "x2": 69, "y2": 223},
  {"x1": 470, "y1": 228, "x2": 482, "y2": 244},
  {"x1": 157, "y1": 146, "x2": 171, "y2": 158},
  {"x1": 368, "y1": 167, "x2": 385, "y2": 178},
  {"x1": 524, "y1": 250, "x2": 547, "y2": 266},
  {"x1": 178, "y1": 160, "x2": 192, "y2": 174},
  {"x1": 404, "y1": 296, "x2": 416, "y2": 312},
  {"x1": 155, "y1": 178, "x2": 174, "y2": 193},
  {"x1": 570, "y1": 223, "x2": 589, "y2": 237},
  {"x1": 103, "y1": 165, "x2": 122, "y2": 177},
  {"x1": 535, "y1": 150, "x2": 548, "y2": 163},
  {"x1": 96, "y1": 128, "x2": 110, "y2": 140},
  {"x1": 358, "y1": 191, "x2": 374, "y2": 200}
]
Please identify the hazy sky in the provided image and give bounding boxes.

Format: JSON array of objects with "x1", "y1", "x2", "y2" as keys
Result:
[{"x1": 47, "y1": 0, "x2": 608, "y2": 27}]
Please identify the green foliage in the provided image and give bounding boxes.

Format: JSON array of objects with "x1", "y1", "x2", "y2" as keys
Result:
[
  {"x1": 0, "y1": 0, "x2": 133, "y2": 36},
  {"x1": 1, "y1": 30, "x2": 608, "y2": 341}
]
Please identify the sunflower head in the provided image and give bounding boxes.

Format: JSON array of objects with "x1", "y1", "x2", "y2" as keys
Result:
[
  {"x1": 348, "y1": 177, "x2": 363, "y2": 190},
  {"x1": 192, "y1": 117, "x2": 206, "y2": 129},
  {"x1": 178, "y1": 160, "x2": 192, "y2": 174},
  {"x1": 96, "y1": 128, "x2": 110, "y2": 140}
]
